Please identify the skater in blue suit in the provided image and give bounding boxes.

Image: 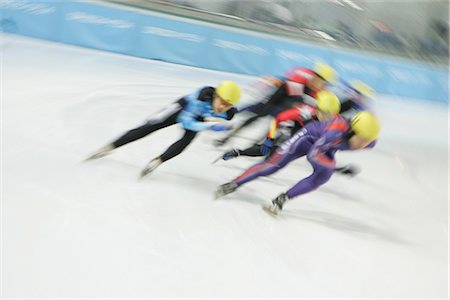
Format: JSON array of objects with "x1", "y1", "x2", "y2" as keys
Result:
[{"x1": 87, "y1": 81, "x2": 241, "y2": 177}]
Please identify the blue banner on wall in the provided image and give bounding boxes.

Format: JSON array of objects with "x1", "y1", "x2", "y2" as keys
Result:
[
  {"x1": 1, "y1": 0, "x2": 447, "y2": 103},
  {"x1": 59, "y1": 2, "x2": 139, "y2": 55},
  {"x1": 205, "y1": 29, "x2": 273, "y2": 75},
  {"x1": 0, "y1": 1, "x2": 60, "y2": 41},
  {"x1": 135, "y1": 13, "x2": 210, "y2": 68}
]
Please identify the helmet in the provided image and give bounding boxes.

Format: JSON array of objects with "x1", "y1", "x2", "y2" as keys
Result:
[
  {"x1": 314, "y1": 62, "x2": 338, "y2": 83},
  {"x1": 216, "y1": 81, "x2": 241, "y2": 105},
  {"x1": 350, "y1": 80, "x2": 375, "y2": 97},
  {"x1": 316, "y1": 90, "x2": 341, "y2": 114},
  {"x1": 351, "y1": 111, "x2": 381, "y2": 141}
]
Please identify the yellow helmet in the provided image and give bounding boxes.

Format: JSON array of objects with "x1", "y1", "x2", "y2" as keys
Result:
[
  {"x1": 350, "y1": 80, "x2": 375, "y2": 97},
  {"x1": 216, "y1": 81, "x2": 241, "y2": 105},
  {"x1": 351, "y1": 111, "x2": 381, "y2": 141},
  {"x1": 316, "y1": 90, "x2": 341, "y2": 114},
  {"x1": 314, "y1": 62, "x2": 338, "y2": 83}
]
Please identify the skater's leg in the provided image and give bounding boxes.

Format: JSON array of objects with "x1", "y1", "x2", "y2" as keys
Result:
[
  {"x1": 215, "y1": 89, "x2": 286, "y2": 147},
  {"x1": 238, "y1": 144, "x2": 265, "y2": 157},
  {"x1": 159, "y1": 130, "x2": 198, "y2": 162},
  {"x1": 286, "y1": 162, "x2": 335, "y2": 198},
  {"x1": 263, "y1": 156, "x2": 335, "y2": 215},
  {"x1": 214, "y1": 149, "x2": 294, "y2": 198},
  {"x1": 113, "y1": 102, "x2": 182, "y2": 148},
  {"x1": 220, "y1": 144, "x2": 264, "y2": 162},
  {"x1": 215, "y1": 114, "x2": 262, "y2": 146},
  {"x1": 238, "y1": 102, "x2": 266, "y2": 114},
  {"x1": 140, "y1": 129, "x2": 198, "y2": 177},
  {"x1": 234, "y1": 149, "x2": 294, "y2": 186},
  {"x1": 87, "y1": 101, "x2": 183, "y2": 160}
]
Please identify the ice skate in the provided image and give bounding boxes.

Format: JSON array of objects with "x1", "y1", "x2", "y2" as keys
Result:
[
  {"x1": 215, "y1": 181, "x2": 238, "y2": 199},
  {"x1": 222, "y1": 148, "x2": 240, "y2": 161},
  {"x1": 213, "y1": 136, "x2": 230, "y2": 147},
  {"x1": 211, "y1": 148, "x2": 240, "y2": 164},
  {"x1": 140, "y1": 157, "x2": 162, "y2": 178},
  {"x1": 263, "y1": 193, "x2": 288, "y2": 216},
  {"x1": 85, "y1": 144, "x2": 114, "y2": 161}
]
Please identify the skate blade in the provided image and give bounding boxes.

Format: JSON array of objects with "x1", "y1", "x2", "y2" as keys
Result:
[
  {"x1": 262, "y1": 206, "x2": 279, "y2": 217},
  {"x1": 214, "y1": 190, "x2": 224, "y2": 200},
  {"x1": 138, "y1": 169, "x2": 152, "y2": 179},
  {"x1": 83, "y1": 154, "x2": 101, "y2": 162},
  {"x1": 215, "y1": 188, "x2": 232, "y2": 199},
  {"x1": 211, "y1": 156, "x2": 222, "y2": 164},
  {"x1": 83, "y1": 151, "x2": 110, "y2": 162},
  {"x1": 83, "y1": 156, "x2": 94, "y2": 162}
]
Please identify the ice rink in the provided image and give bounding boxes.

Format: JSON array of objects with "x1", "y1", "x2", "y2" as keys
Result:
[{"x1": 2, "y1": 34, "x2": 448, "y2": 298}]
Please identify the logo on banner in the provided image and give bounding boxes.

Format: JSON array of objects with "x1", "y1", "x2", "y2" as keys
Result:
[
  {"x1": 276, "y1": 49, "x2": 311, "y2": 62},
  {"x1": 65, "y1": 12, "x2": 134, "y2": 29},
  {"x1": 213, "y1": 39, "x2": 268, "y2": 55},
  {"x1": 336, "y1": 60, "x2": 382, "y2": 77},
  {"x1": 141, "y1": 26, "x2": 204, "y2": 42},
  {"x1": 388, "y1": 68, "x2": 432, "y2": 86}
]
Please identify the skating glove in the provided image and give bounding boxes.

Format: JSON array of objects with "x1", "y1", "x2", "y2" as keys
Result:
[
  {"x1": 210, "y1": 124, "x2": 233, "y2": 132},
  {"x1": 260, "y1": 138, "x2": 274, "y2": 156},
  {"x1": 335, "y1": 164, "x2": 360, "y2": 177}
]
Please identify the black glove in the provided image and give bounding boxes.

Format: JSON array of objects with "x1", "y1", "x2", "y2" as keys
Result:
[{"x1": 335, "y1": 164, "x2": 360, "y2": 177}]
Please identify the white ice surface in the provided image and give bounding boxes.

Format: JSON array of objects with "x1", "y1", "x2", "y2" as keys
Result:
[{"x1": 1, "y1": 34, "x2": 448, "y2": 299}]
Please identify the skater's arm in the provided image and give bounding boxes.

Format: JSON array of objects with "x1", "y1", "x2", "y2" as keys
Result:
[
  {"x1": 177, "y1": 93, "x2": 212, "y2": 131},
  {"x1": 226, "y1": 107, "x2": 237, "y2": 120},
  {"x1": 267, "y1": 109, "x2": 297, "y2": 139},
  {"x1": 268, "y1": 106, "x2": 313, "y2": 139},
  {"x1": 178, "y1": 107, "x2": 211, "y2": 131},
  {"x1": 178, "y1": 90, "x2": 233, "y2": 131},
  {"x1": 340, "y1": 97, "x2": 368, "y2": 113},
  {"x1": 307, "y1": 119, "x2": 349, "y2": 169},
  {"x1": 179, "y1": 110, "x2": 231, "y2": 132}
]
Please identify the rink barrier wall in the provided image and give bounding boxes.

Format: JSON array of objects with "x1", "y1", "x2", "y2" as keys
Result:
[{"x1": 1, "y1": 0, "x2": 448, "y2": 103}]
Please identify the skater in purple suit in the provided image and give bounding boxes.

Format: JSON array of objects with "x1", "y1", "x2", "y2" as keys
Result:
[{"x1": 215, "y1": 111, "x2": 381, "y2": 215}]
